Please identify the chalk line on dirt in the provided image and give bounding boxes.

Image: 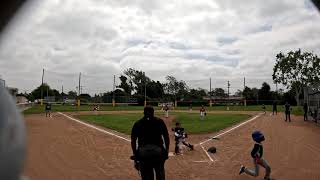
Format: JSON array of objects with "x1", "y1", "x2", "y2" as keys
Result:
[
  {"x1": 192, "y1": 160, "x2": 210, "y2": 163},
  {"x1": 200, "y1": 144, "x2": 214, "y2": 162},
  {"x1": 196, "y1": 113, "x2": 261, "y2": 163},
  {"x1": 199, "y1": 114, "x2": 261, "y2": 145},
  {"x1": 58, "y1": 112, "x2": 131, "y2": 142}
]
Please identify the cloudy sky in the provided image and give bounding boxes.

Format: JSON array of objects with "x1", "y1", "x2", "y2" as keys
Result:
[{"x1": 0, "y1": 0, "x2": 320, "y2": 95}]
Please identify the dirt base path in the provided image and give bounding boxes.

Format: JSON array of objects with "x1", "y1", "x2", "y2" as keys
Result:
[{"x1": 24, "y1": 112, "x2": 320, "y2": 180}]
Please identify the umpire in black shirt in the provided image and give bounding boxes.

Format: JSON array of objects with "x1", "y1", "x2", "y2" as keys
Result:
[{"x1": 131, "y1": 106, "x2": 170, "y2": 180}]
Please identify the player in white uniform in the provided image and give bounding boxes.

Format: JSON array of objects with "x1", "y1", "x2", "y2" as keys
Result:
[
  {"x1": 200, "y1": 105, "x2": 206, "y2": 120},
  {"x1": 164, "y1": 104, "x2": 169, "y2": 118}
]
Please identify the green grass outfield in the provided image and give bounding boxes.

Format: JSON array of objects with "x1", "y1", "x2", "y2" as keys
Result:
[
  {"x1": 78, "y1": 112, "x2": 251, "y2": 135},
  {"x1": 23, "y1": 104, "x2": 145, "y2": 114},
  {"x1": 24, "y1": 104, "x2": 304, "y2": 116}
]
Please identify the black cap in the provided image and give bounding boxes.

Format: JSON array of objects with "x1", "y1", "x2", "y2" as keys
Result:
[{"x1": 144, "y1": 106, "x2": 154, "y2": 118}]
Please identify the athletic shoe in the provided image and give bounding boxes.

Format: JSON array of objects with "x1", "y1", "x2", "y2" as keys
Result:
[
  {"x1": 264, "y1": 176, "x2": 270, "y2": 180},
  {"x1": 190, "y1": 145, "x2": 194, "y2": 150},
  {"x1": 239, "y1": 165, "x2": 245, "y2": 175}
]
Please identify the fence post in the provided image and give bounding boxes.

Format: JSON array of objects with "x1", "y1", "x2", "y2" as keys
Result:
[{"x1": 77, "y1": 99, "x2": 80, "y2": 107}]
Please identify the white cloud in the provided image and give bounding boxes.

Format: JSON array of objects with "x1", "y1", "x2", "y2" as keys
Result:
[{"x1": 0, "y1": 0, "x2": 320, "y2": 94}]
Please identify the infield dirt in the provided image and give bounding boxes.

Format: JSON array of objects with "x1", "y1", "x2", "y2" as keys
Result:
[{"x1": 24, "y1": 111, "x2": 320, "y2": 180}]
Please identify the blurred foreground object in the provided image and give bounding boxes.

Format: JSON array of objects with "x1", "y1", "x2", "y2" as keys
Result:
[
  {"x1": 0, "y1": 84, "x2": 26, "y2": 180},
  {"x1": 312, "y1": 0, "x2": 320, "y2": 11},
  {"x1": 0, "y1": 1, "x2": 27, "y2": 34}
]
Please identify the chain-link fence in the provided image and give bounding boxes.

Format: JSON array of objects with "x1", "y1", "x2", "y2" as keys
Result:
[{"x1": 304, "y1": 84, "x2": 320, "y2": 121}]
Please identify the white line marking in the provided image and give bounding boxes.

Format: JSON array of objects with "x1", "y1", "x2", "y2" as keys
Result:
[
  {"x1": 200, "y1": 144, "x2": 214, "y2": 162},
  {"x1": 199, "y1": 114, "x2": 261, "y2": 145},
  {"x1": 58, "y1": 112, "x2": 131, "y2": 142},
  {"x1": 192, "y1": 160, "x2": 209, "y2": 163}
]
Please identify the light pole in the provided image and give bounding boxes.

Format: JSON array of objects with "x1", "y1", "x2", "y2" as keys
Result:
[
  {"x1": 227, "y1": 81, "x2": 230, "y2": 110},
  {"x1": 41, "y1": 68, "x2": 44, "y2": 105},
  {"x1": 210, "y1": 78, "x2": 212, "y2": 108},
  {"x1": 113, "y1": 75, "x2": 115, "y2": 107},
  {"x1": 144, "y1": 82, "x2": 147, "y2": 107}
]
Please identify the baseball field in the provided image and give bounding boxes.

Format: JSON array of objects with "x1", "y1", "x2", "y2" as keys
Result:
[{"x1": 22, "y1": 105, "x2": 320, "y2": 180}]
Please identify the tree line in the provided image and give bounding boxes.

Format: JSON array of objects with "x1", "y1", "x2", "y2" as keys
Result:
[{"x1": 19, "y1": 49, "x2": 320, "y2": 106}]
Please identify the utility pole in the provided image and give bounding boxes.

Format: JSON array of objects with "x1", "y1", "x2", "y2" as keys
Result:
[
  {"x1": 227, "y1": 81, "x2": 230, "y2": 110},
  {"x1": 244, "y1": 77, "x2": 246, "y2": 107},
  {"x1": 46, "y1": 86, "x2": 49, "y2": 103},
  {"x1": 77, "y1": 72, "x2": 81, "y2": 107},
  {"x1": 62, "y1": 85, "x2": 64, "y2": 103},
  {"x1": 210, "y1": 78, "x2": 212, "y2": 107},
  {"x1": 78, "y1": 72, "x2": 81, "y2": 96},
  {"x1": 144, "y1": 81, "x2": 147, "y2": 107},
  {"x1": 113, "y1": 75, "x2": 115, "y2": 107},
  {"x1": 41, "y1": 68, "x2": 44, "y2": 105}
]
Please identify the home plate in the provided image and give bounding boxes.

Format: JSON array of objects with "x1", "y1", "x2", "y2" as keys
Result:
[{"x1": 169, "y1": 152, "x2": 175, "y2": 157}]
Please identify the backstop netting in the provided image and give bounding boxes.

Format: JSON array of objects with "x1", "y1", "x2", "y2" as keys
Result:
[{"x1": 304, "y1": 84, "x2": 320, "y2": 120}]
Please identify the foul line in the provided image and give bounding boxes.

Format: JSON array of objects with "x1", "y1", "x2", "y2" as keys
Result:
[
  {"x1": 58, "y1": 112, "x2": 131, "y2": 142},
  {"x1": 200, "y1": 144, "x2": 214, "y2": 162},
  {"x1": 199, "y1": 114, "x2": 261, "y2": 145}
]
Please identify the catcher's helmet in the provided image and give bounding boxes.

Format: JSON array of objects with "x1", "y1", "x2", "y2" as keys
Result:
[
  {"x1": 252, "y1": 131, "x2": 265, "y2": 143},
  {"x1": 0, "y1": 84, "x2": 26, "y2": 180}
]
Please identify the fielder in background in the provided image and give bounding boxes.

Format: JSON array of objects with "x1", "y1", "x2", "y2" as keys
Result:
[
  {"x1": 164, "y1": 104, "x2": 169, "y2": 118},
  {"x1": 239, "y1": 131, "x2": 271, "y2": 180},
  {"x1": 45, "y1": 103, "x2": 52, "y2": 117},
  {"x1": 131, "y1": 106, "x2": 170, "y2": 180},
  {"x1": 172, "y1": 122, "x2": 193, "y2": 155},
  {"x1": 262, "y1": 104, "x2": 266, "y2": 115},
  {"x1": 284, "y1": 102, "x2": 291, "y2": 122},
  {"x1": 93, "y1": 105, "x2": 100, "y2": 111},
  {"x1": 303, "y1": 103, "x2": 308, "y2": 121},
  {"x1": 272, "y1": 101, "x2": 277, "y2": 115},
  {"x1": 200, "y1": 105, "x2": 206, "y2": 120}
]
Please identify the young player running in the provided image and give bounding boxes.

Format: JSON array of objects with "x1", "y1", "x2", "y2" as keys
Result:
[{"x1": 239, "y1": 131, "x2": 271, "y2": 180}]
